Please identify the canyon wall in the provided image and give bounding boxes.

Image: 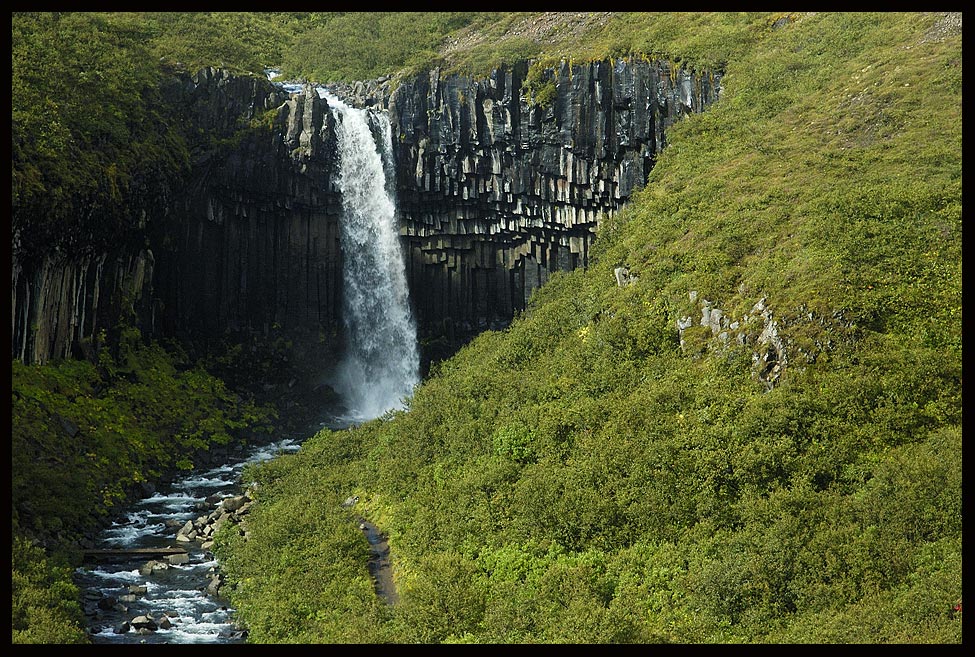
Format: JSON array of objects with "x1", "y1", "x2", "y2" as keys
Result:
[
  {"x1": 11, "y1": 69, "x2": 344, "y2": 364},
  {"x1": 153, "y1": 69, "x2": 344, "y2": 343},
  {"x1": 387, "y1": 57, "x2": 720, "y2": 343},
  {"x1": 12, "y1": 59, "x2": 720, "y2": 365}
]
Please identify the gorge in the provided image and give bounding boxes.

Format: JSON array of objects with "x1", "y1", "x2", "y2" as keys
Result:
[
  {"x1": 11, "y1": 57, "x2": 720, "y2": 379},
  {"x1": 11, "y1": 12, "x2": 963, "y2": 646}
]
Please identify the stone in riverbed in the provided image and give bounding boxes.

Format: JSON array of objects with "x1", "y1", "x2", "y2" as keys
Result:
[
  {"x1": 168, "y1": 552, "x2": 190, "y2": 565},
  {"x1": 130, "y1": 614, "x2": 158, "y2": 631}
]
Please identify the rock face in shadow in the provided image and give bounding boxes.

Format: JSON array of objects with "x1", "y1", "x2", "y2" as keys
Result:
[
  {"x1": 12, "y1": 59, "x2": 719, "y2": 366},
  {"x1": 12, "y1": 69, "x2": 345, "y2": 365},
  {"x1": 11, "y1": 248, "x2": 157, "y2": 365},
  {"x1": 153, "y1": 69, "x2": 344, "y2": 345}
]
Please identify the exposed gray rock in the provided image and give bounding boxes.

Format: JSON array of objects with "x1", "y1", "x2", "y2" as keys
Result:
[
  {"x1": 388, "y1": 57, "x2": 720, "y2": 342},
  {"x1": 11, "y1": 68, "x2": 341, "y2": 366},
  {"x1": 206, "y1": 574, "x2": 224, "y2": 597},
  {"x1": 221, "y1": 495, "x2": 249, "y2": 513},
  {"x1": 139, "y1": 560, "x2": 169, "y2": 576},
  {"x1": 676, "y1": 291, "x2": 854, "y2": 390},
  {"x1": 167, "y1": 552, "x2": 190, "y2": 565},
  {"x1": 130, "y1": 614, "x2": 158, "y2": 631},
  {"x1": 614, "y1": 266, "x2": 634, "y2": 287}
]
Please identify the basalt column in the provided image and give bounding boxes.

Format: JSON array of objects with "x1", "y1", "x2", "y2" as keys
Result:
[
  {"x1": 389, "y1": 57, "x2": 721, "y2": 344},
  {"x1": 154, "y1": 72, "x2": 345, "y2": 347}
]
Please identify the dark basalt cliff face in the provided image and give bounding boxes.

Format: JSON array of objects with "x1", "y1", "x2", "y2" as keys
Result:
[
  {"x1": 12, "y1": 69, "x2": 345, "y2": 366},
  {"x1": 11, "y1": 59, "x2": 719, "y2": 367},
  {"x1": 388, "y1": 57, "x2": 720, "y2": 343},
  {"x1": 153, "y1": 69, "x2": 344, "y2": 343}
]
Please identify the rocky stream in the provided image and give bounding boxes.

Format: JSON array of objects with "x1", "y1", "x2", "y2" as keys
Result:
[{"x1": 74, "y1": 414, "x2": 397, "y2": 644}]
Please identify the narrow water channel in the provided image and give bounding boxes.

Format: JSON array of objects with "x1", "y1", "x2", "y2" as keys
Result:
[{"x1": 74, "y1": 417, "x2": 348, "y2": 644}]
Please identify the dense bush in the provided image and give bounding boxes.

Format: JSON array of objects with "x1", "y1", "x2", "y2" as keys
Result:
[{"x1": 11, "y1": 537, "x2": 89, "y2": 644}]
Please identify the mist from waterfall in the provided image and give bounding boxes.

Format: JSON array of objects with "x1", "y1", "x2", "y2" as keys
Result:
[{"x1": 320, "y1": 90, "x2": 420, "y2": 421}]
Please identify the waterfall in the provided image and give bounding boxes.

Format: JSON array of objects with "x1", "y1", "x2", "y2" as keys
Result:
[{"x1": 321, "y1": 90, "x2": 420, "y2": 421}]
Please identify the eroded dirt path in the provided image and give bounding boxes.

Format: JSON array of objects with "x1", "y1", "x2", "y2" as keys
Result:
[{"x1": 355, "y1": 517, "x2": 398, "y2": 605}]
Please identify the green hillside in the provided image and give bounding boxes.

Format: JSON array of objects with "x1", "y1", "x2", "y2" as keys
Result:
[
  {"x1": 212, "y1": 12, "x2": 962, "y2": 643},
  {"x1": 10, "y1": 11, "x2": 962, "y2": 644}
]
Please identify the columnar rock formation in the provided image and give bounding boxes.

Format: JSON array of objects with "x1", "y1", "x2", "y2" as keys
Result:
[
  {"x1": 11, "y1": 69, "x2": 345, "y2": 364},
  {"x1": 11, "y1": 248, "x2": 157, "y2": 364},
  {"x1": 388, "y1": 57, "x2": 721, "y2": 342},
  {"x1": 12, "y1": 59, "x2": 720, "y2": 365},
  {"x1": 153, "y1": 70, "x2": 344, "y2": 343}
]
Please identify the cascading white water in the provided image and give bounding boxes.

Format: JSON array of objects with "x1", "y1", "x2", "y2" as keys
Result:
[{"x1": 320, "y1": 90, "x2": 420, "y2": 421}]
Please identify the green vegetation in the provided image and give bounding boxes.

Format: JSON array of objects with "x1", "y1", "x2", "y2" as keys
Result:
[
  {"x1": 11, "y1": 330, "x2": 277, "y2": 643},
  {"x1": 11, "y1": 12, "x2": 191, "y2": 260},
  {"x1": 11, "y1": 537, "x2": 89, "y2": 644},
  {"x1": 13, "y1": 328, "x2": 277, "y2": 540},
  {"x1": 141, "y1": 12, "x2": 316, "y2": 76},
  {"x1": 211, "y1": 12, "x2": 962, "y2": 643},
  {"x1": 10, "y1": 10, "x2": 961, "y2": 645},
  {"x1": 278, "y1": 12, "x2": 480, "y2": 82},
  {"x1": 522, "y1": 59, "x2": 559, "y2": 109}
]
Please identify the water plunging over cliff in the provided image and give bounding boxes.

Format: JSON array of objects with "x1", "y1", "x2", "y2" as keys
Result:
[{"x1": 321, "y1": 90, "x2": 420, "y2": 420}]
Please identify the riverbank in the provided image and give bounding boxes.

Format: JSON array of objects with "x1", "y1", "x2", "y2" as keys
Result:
[{"x1": 76, "y1": 437, "x2": 304, "y2": 643}]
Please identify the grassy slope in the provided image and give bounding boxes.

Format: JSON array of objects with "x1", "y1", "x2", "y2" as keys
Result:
[
  {"x1": 98, "y1": 11, "x2": 967, "y2": 643},
  {"x1": 214, "y1": 12, "x2": 962, "y2": 643}
]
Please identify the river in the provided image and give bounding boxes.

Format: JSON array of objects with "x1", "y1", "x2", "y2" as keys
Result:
[{"x1": 74, "y1": 420, "x2": 341, "y2": 644}]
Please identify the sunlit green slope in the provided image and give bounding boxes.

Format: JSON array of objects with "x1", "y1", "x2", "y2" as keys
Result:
[{"x1": 215, "y1": 12, "x2": 962, "y2": 643}]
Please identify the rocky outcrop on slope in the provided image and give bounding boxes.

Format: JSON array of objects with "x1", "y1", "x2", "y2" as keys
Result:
[{"x1": 676, "y1": 290, "x2": 856, "y2": 391}]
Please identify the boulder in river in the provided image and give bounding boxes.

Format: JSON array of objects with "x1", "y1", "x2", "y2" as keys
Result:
[{"x1": 130, "y1": 614, "x2": 158, "y2": 631}]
